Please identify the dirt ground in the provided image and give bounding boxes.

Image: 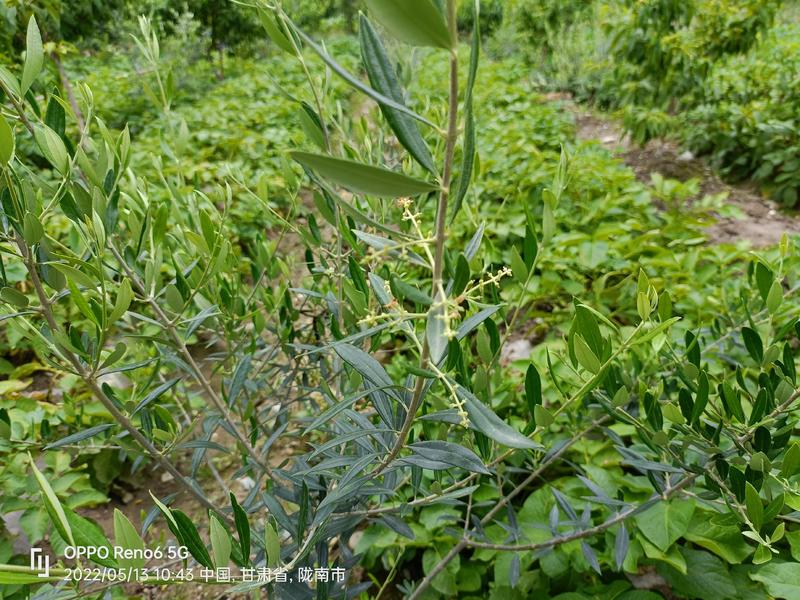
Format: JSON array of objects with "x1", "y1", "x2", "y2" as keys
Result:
[{"x1": 571, "y1": 108, "x2": 800, "y2": 247}]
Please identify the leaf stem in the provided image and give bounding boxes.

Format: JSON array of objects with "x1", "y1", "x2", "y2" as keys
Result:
[{"x1": 372, "y1": 0, "x2": 460, "y2": 476}]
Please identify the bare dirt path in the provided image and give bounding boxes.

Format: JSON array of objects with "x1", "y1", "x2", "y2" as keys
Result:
[{"x1": 572, "y1": 107, "x2": 800, "y2": 247}]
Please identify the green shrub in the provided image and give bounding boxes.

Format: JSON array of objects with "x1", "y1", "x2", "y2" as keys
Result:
[
  {"x1": 683, "y1": 20, "x2": 800, "y2": 205},
  {"x1": 1, "y1": 4, "x2": 800, "y2": 600}
]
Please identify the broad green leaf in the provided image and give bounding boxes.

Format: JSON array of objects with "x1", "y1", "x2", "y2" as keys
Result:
[
  {"x1": 360, "y1": 15, "x2": 436, "y2": 174},
  {"x1": 113, "y1": 509, "x2": 145, "y2": 569},
  {"x1": 639, "y1": 535, "x2": 687, "y2": 574},
  {"x1": 291, "y1": 152, "x2": 437, "y2": 197},
  {"x1": 30, "y1": 456, "x2": 73, "y2": 546},
  {"x1": 0, "y1": 116, "x2": 14, "y2": 165},
  {"x1": 456, "y1": 384, "x2": 540, "y2": 449},
  {"x1": 365, "y1": 0, "x2": 453, "y2": 49},
  {"x1": 21, "y1": 17, "x2": 43, "y2": 95},
  {"x1": 658, "y1": 547, "x2": 737, "y2": 600},
  {"x1": 210, "y1": 515, "x2": 232, "y2": 568},
  {"x1": 749, "y1": 562, "x2": 800, "y2": 599},
  {"x1": 684, "y1": 511, "x2": 753, "y2": 564},
  {"x1": 634, "y1": 500, "x2": 695, "y2": 552}
]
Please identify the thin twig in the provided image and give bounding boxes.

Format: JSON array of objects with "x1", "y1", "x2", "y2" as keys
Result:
[
  {"x1": 16, "y1": 235, "x2": 231, "y2": 526},
  {"x1": 372, "y1": 0, "x2": 460, "y2": 476},
  {"x1": 408, "y1": 418, "x2": 606, "y2": 600}
]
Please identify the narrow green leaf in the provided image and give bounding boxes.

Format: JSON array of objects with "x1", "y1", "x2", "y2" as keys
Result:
[
  {"x1": 109, "y1": 278, "x2": 132, "y2": 324},
  {"x1": 113, "y1": 509, "x2": 145, "y2": 569},
  {"x1": 132, "y1": 377, "x2": 181, "y2": 416},
  {"x1": 574, "y1": 334, "x2": 601, "y2": 373},
  {"x1": 63, "y1": 508, "x2": 117, "y2": 568},
  {"x1": 452, "y1": 253, "x2": 470, "y2": 296},
  {"x1": 149, "y1": 492, "x2": 180, "y2": 532},
  {"x1": 230, "y1": 493, "x2": 250, "y2": 567},
  {"x1": 30, "y1": 456, "x2": 73, "y2": 545},
  {"x1": 360, "y1": 15, "x2": 436, "y2": 174},
  {"x1": 209, "y1": 515, "x2": 232, "y2": 569},
  {"x1": 258, "y1": 9, "x2": 297, "y2": 55},
  {"x1": 742, "y1": 327, "x2": 764, "y2": 364},
  {"x1": 525, "y1": 363, "x2": 542, "y2": 418},
  {"x1": 405, "y1": 440, "x2": 490, "y2": 474},
  {"x1": 265, "y1": 521, "x2": 280, "y2": 568},
  {"x1": 781, "y1": 443, "x2": 800, "y2": 478},
  {"x1": 391, "y1": 275, "x2": 432, "y2": 305},
  {"x1": 1, "y1": 286, "x2": 29, "y2": 308},
  {"x1": 48, "y1": 263, "x2": 96, "y2": 289},
  {"x1": 291, "y1": 152, "x2": 437, "y2": 197},
  {"x1": 333, "y1": 343, "x2": 400, "y2": 401},
  {"x1": 0, "y1": 116, "x2": 14, "y2": 165},
  {"x1": 509, "y1": 246, "x2": 528, "y2": 283},
  {"x1": 766, "y1": 280, "x2": 783, "y2": 313},
  {"x1": 745, "y1": 483, "x2": 763, "y2": 530},
  {"x1": 534, "y1": 404, "x2": 554, "y2": 428},
  {"x1": 691, "y1": 371, "x2": 709, "y2": 425},
  {"x1": 44, "y1": 424, "x2": 113, "y2": 449},
  {"x1": 34, "y1": 125, "x2": 69, "y2": 174},
  {"x1": 22, "y1": 213, "x2": 44, "y2": 245},
  {"x1": 426, "y1": 290, "x2": 448, "y2": 364},
  {"x1": 21, "y1": 17, "x2": 43, "y2": 95},
  {"x1": 451, "y1": 0, "x2": 480, "y2": 221},
  {"x1": 365, "y1": 0, "x2": 453, "y2": 49},
  {"x1": 172, "y1": 510, "x2": 213, "y2": 568},
  {"x1": 456, "y1": 384, "x2": 540, "y2": 449},
  {"x1": 291, "y1": 26, "x2": 437, "y2": 129},
  {"x1": 298, "y1": 103, "x2": 326, "y2": 149}
]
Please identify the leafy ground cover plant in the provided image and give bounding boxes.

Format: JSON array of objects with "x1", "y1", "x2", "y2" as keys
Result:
[
  {"x1": 0, "y1": 3, "x2": 799, "y2": 600},
  {"x1": 496, "y1": 0, "x2": 800, "y2": 206}
]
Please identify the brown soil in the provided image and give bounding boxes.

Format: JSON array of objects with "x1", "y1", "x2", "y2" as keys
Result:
[{"x1": 572, "y1": 109, "x2": 800, "y2": 247}]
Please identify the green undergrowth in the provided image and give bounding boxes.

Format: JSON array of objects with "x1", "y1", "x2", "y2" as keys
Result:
[{"x1": 2, "y1": 20, "x2": 799, "y2": 599}]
